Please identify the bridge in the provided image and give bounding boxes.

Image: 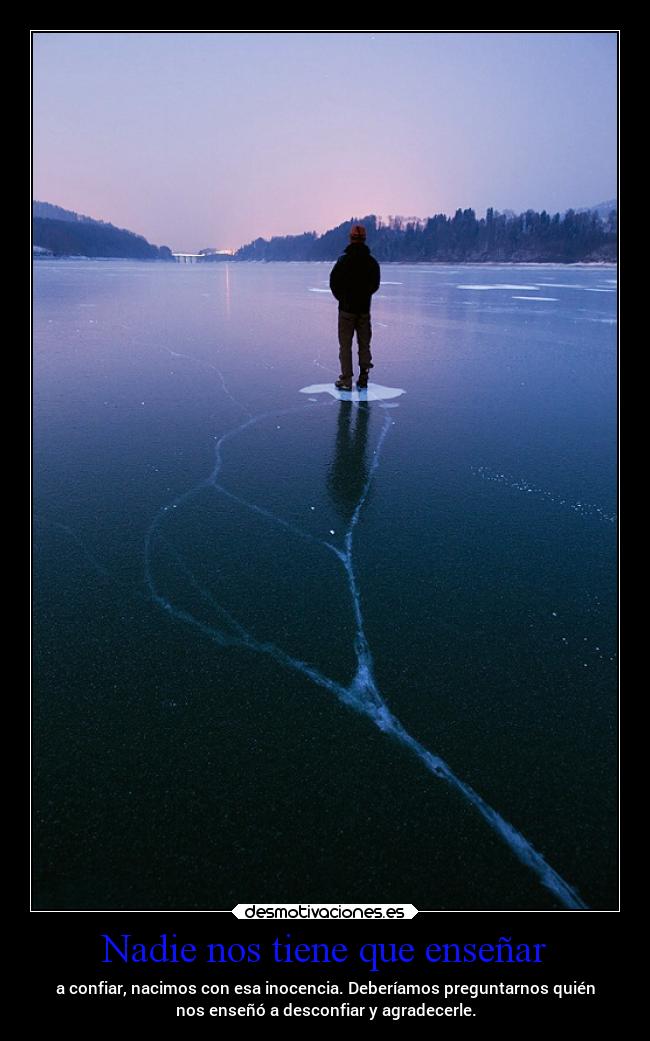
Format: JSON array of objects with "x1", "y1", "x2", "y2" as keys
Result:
[
  {"x1": 171, "y1": 253, "x2": 205, "y2": 264},
  {"x1": 172, "y1": 251, "x2": 235, "y2": 264}
]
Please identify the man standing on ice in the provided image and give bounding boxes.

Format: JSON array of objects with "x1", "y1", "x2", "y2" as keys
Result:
[{"x1": 329, "y1": 224, "x2": 381, "y2": 391}]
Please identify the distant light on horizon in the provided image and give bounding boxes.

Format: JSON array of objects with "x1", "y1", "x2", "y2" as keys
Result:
[{"x1": 33, "y1": 31, "x2": 617, "y2": 253}]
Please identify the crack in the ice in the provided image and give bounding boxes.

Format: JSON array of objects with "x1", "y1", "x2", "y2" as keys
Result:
[
  {"x1": 144, "y1": 393, "x2": 587, "y2": 910},
  {"x1": 161, "y1": 345, "x2": 253, "y2": 418}
]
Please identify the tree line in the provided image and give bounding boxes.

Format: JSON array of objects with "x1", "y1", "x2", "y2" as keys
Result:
[{"x1": 235, "y1": 208, "x2": 617, "y2": 263}]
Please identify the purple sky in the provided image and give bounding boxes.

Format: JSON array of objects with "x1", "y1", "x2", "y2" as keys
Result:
[{"x1": 33, "y1": 31, "x2": 617, "y2": 253}]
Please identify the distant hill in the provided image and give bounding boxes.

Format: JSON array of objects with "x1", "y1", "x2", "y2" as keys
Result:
[
  {"x1": 32, "y1": 202, "x2": 173, "y2": 260},
  {"x1": 576, "y1": 199, "x2": 617, "y2": 220}
]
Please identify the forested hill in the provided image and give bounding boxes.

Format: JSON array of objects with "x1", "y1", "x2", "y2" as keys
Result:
[
  {"x1": 33, "y1": 203, "x2": 172, "y2": 259},
  {"x1": 236, "y1": 208, "x2": 617, "y2": 263}
]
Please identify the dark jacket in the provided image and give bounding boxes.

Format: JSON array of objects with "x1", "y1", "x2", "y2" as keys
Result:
[{"x1": 329, "y1": 243, "x2": 381, "y2": 313}]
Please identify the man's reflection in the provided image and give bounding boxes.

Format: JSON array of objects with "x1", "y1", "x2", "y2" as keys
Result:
[{"x1": 326, "y1": 400, "x2": 371, "y2": 523}]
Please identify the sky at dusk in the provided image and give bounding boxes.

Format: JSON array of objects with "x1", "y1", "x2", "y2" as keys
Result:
[{"x1": 33, "y1": 31, "x2": 618, "y2": 253}]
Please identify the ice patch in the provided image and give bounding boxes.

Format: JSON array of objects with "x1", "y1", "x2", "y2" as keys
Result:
[
  {"x1": 538, "y1": 284, "x2": 615, "y2": 292},
  {"x1": 538, "y1": 283, "x2": 583, "y2": 289},
  {"x1": 457, "y1": 284, "x2": 541, "y2": 291},
  {"x1": 308, "y1": 288, "x2": 330, "y2": 293},
  {"x1": 511, "y1": 296, "x2": 558, "y2": 302},
  {"x1": 300, "y1": 383, "x2": 406, "y2": 402},
  {"x1": 381, "y1": 281, "x2": 404, "y2": 285}
]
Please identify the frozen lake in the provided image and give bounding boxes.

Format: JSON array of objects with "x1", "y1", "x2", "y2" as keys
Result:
[{"x1": 33, "y1": 259, "x2": 617, "y2": 910}]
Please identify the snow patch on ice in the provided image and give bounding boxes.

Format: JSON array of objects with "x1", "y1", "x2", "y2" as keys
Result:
[
  {"x1": 300, "y1": 383, "x2": 406, "y2": 402},
  {"x1": 472, "y1": 466, "x2": 616, "y2": 524},
  {"x1": 538, "y1": 284, "x2": 616, "y2": 292},
  {"x1": 457, "y1": 284, "x2": 542, "y2": 291},
  {"x1": 538, "y1": 283, "x2": 583, "y2": 289}
]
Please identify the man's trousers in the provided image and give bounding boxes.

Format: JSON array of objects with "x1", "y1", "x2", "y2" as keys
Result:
[{"x1": 338, "y1": 311, "x2": 373, "y2": 379}]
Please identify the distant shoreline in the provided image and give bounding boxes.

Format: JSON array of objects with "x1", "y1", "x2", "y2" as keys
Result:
[{"x1": 33, "y1": 256, "x2": 617, "y2": 267}]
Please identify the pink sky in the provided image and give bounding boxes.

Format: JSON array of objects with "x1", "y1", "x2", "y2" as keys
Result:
[{"x1": 33, "y1": 32, "x2": 617, "y2": 253}]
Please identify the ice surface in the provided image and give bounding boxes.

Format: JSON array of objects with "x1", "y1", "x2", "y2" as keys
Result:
[
  {"x1": 144, "y1": 398, "x2": 586, "y2": 910},
  {"x1": 36, "y1": 260, "x2": 616, "y2": 909},
  {"x1": 300, "y1": 383, "x2": 406, "y2": 402}
]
